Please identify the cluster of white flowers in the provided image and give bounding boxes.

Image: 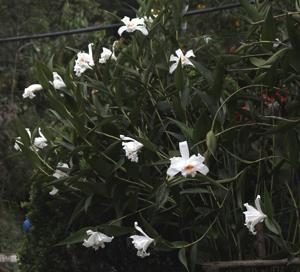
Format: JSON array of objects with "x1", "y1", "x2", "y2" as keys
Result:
[
  {"x1": 18, "y1": 13, "x2": 270, "y2": 261},
  {"x1": 23, "y1": 72, "x2": 66, "y2": 99},
  {"x1": 82, "y1": 221, "x2": 154, "y2": 258},
  {"x1": 23, "y1": 84, "x2": 43, "y2": 99},
  {"x1": 21, "y1": 16, "x2": 196, "y2": 96},
  {"x1": 14, "y1": 127, "x2": 47, "y2": 151}
]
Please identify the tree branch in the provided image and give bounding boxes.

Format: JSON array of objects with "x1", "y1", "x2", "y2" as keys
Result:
[{"x1": 202, "y1": 258, "x2": 300, "y2": 270}]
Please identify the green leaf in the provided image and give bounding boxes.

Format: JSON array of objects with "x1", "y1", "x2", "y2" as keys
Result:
[
  {"x1": 155, "y1": 182, "x2": 170, "y2": 208},
  {"x1": 157, "y1": 239, "x2": 189, "y2": 250},
  {"x1": 35, "y1": 61, "x2": 52, "y2": 89},
  {"x1": 240, "y1": 0, "x2": 262, "y2": 22},
  {"x1": 47, "y1": 55, "x2": 55, "y2": 71},
  {"x1": 193, "y1": 116, "x2": 211, "y2": 142},
  {"x1": 261, "y1": 7, "x2": 275, "y2": 51},
  {"x1": 56, "y1": 227, "x2": 91, "y2": 246},
  {"x1": 250, "y1": 57, "x2": 271, "y2": 68},
  {"x1": 265, "y1": 218, "x2": 281, "y2": 235},
  {"x1": 169, "y1": 241, "x2": 190, "y2": 248},
  {"x1": 14, "y1": 119, "x2": 31, "y2": 147},
  {"x1": 67, "y1": 199, "x2": 85, "y2": 229},
  {"x1": 84, "y1": 194, "x2": 93, "y2": 213},
  {"x1": 175, "y1": 61, "x2": 184, "y2": 92},
  {"x1": 263, "y1": 188, "x2": 274, "y2": 218},
  {"x1": 285, "y1": 130, "x2": 299, "y2": 166},
  {"x1": 140, "y1": 216, "x2": 160, "y2": 238},
  {"x1": 135, "y1": 136, "x2": 157, "y2": 153},
  {"x1": 263, "y1": 119, "x2": 300, "y2": 135},
  {"x1": 73, "y1": 181, "x2": 107, "y2": 197},
  {"x1": 98, "y1": 225, "x2": 132, "y2": 236},
  {"x1": 171, "y1": 96, "x2": 186, "y2": 121},
  {"x1": 191, "y1": 60, "x2": 213, "y2": 86},
  {"x1": 250, "y1": 48, "x2": 288, "y2": 68},
  {"x1": 206, "y1": 130, "x2": 217, "y2": 155},
  {"x1": 209, "y1": 58, "x2": 225, "y2": 98},
  {"x1": 190, "y1": 244, "x2": 198, "y2": 272},
  {"x1": 178, "y1": 248, "x2": 190, "y2": 271},
  {"x1": 169, "y1": 118, "x2": 193, "y2": 140}
]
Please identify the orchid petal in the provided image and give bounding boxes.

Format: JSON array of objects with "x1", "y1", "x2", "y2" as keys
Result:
[
  {"x1": 169, "y1": 62, "x2": 179, "y2": 74},
  {"x1": 118, "y1": 25, "x2": 128, "y2": 36},
  {"x1": 121, "y1": 16, "x2": 130, "y2": 24},
  {"x1": 179, "y1": 141, "x2": 190, "y2": 159},
  {"x1": 137, "y1": 25, "x2": 149, "y2": 36},
  {"x1": 175, "y1": 49, "x2": 184, "y2": 58},
  {"x1": 170, "y1": 54, "x2": 178, "y2": 62},
  {"x1": 185, "y1": 50, "x2": 195, "y2": 58}
]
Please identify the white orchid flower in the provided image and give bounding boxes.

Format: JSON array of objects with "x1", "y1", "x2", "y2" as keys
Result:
[
  {"x1": 22, "y1": 84, "x2": 43, "y2": 99},
  {"x1": 49, "y1": 186, "x2": 59, "y2": 196},
  {"x1": 130, "y1": 222, "x2": 154, "y2": 258},
  {"x1": 120, "y1": 135, "x2": 143, "y2": 163},
  {"x1": 74, "y1": 43, "x2": 95, "y2": 77},
  {"x1": 82, "y1": 230, "x2": 114, "y2": 250},
  {"x1": 118, "y1": 16, "x2": 148, "y2": 36},
  {"x1": 243, "y1": 195, "x2": 267, "y2": 235},
  {"x1": 203, "y1": 35, "x2": 212, "y2": 44},
  {"x1": 99, "y1": 47, "x2": 117, "y2": 64},
  {"x1": 33, "y1": 128, "x2": 48, "y2": 149},
  {"x1": 167, "y1": 141, "x2": 209, "y2": 178},
  {"x1": 52, "y1": 72, "x2": 66, "y2": 90},
  {"x1": 14, "y1": 128, "x2": 31, "y2": 151},
  {"x1": 53, "y1": 163, "x2": 69, "y2": 179},
  {"x1": 169, "y1": 49, "x2": 195, "y2": 74}
]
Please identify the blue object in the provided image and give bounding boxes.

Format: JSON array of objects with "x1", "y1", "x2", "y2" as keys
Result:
[{"x1": 22, "y1": 218, "x2": 31, "y2": 232}]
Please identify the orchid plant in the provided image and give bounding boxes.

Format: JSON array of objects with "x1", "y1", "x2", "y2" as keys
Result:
[{"x1": 17, "y1": 1, "x2": 300, "y2": 271}]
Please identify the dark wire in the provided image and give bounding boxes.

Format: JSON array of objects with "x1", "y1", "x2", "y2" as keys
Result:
[
  {"x1": 0, "y1": 2, "x2": 242, "y2": 43},
  {"x1": 186, "y1": 2, "x2": 241, "y2": 16}
]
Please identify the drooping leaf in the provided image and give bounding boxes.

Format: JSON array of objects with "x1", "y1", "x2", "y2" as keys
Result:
[
  {"x1": 56, "y1": 227, "x2": 91, "y2": 246},
  {"x1": 178, "y1": 248, "x2": 190, "y2": 272}
]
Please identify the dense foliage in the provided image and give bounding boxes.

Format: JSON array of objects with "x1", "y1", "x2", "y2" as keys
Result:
[{"x1": 11, "y1": 0, "x2": 300, "y2": 271}]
